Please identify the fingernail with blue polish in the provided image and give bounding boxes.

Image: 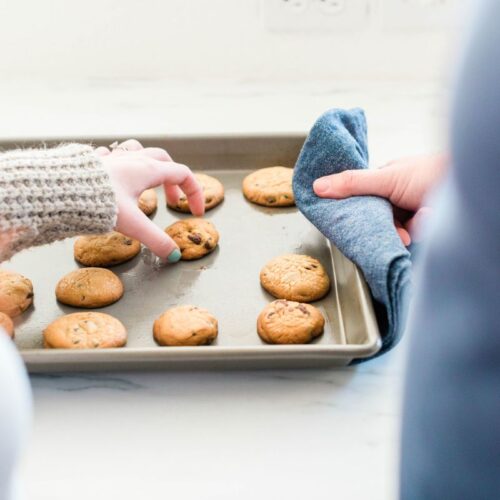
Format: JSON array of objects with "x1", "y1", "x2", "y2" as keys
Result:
[{"x1": 167, "y1": 248, "x2": 182, "y2": 263}]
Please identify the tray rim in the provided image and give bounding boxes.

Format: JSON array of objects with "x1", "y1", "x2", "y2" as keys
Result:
[{"x1": 0, "y1": 131, "x2": 309, "y2": 145}]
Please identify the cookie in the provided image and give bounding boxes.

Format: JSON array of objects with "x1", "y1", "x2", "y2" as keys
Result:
[
  {"x1": 165, "y1": 218, "x2": 219, "y2": 260},
  {"x1": 56, "y1": 268, "x2": 124, "y2": 308},
  {"x1": 242, "y1": 166, "x2": 294, "y2": 207},
  {"x1": 74, "y1": 232, "x2": 141, "y2": 267},
  {"x1": 260, "y1": 254, "x2": 330, "y2": 302},
  {"x1": 168, "y1": 173, "x2": 224, "y2": 213},
  {"x1": 0, "y1": 312, "x2": 15, "y2": 338},
  {"x1": 0, "y1": 269, "x2": 34, "y2": 317},
  {"x1": 44, "y1": 312, "x2": 127, "y2": 349},
  {"x1": 138, "y1": 189, "x2": 158, "y2": 216},
  {"x1": 257, "y1": 300, "x2": 325, "y2": 344},
  {"x1": 153, "y1": 305, "x2": 218, "y2": 346}
]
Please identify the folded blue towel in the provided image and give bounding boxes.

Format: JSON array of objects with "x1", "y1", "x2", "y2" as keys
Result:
[{"x1": 292, "y1": 108, "x2": 412, "y2": 362}]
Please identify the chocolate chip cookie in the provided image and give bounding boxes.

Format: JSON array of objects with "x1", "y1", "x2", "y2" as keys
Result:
[
  {"x1": 260, "y1": 254, "x2": 330, "y2": 302},
  {"x1": 74, "y1": 232, "x2": 141, "y2": 267},
  {"x1": 168, "y1": 173, "x2": 224, "y2": 213},
  {"x1": 44, "y1": 312, "x2": 127, "y2": 349},
  {"x1": 0, "y1": 269, "x2": 34, "y2": 317},
  {"x1": 165, "y1": 218, "x2": 219, "y2": 260},
  {"x1": 138, "y1": 189, "x2": 158, "y2": 216},
  {"x1": 56, "y1": 268, "x2": 124, "y2": 308},
  {"x1": 0, "y1": 312, "x2": 15, "y2": 338},
  {"x1": 242, "y1": 166, "x2": 294, "y2": 207},
  {"x1": 257, "y1": 300, "x2": 325, "y2": 344},
  {"x1": 153, "y1": 305, "x2": 218, "y2": 346}
]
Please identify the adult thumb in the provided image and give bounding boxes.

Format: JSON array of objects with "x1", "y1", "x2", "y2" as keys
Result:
[{"x1": 313, "y1": 169, "x2": 394, "y2": 200}]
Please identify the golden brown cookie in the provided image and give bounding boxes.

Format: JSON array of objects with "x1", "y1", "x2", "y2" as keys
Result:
[
  {"x1": 138, "y1": 189, "x2": 158, "y2": 216},
  {"x1": 56, "y1": 268, "x2": 124, "y2": 308},
  {"x1": 168, "y1": 173, "x2": 224, "y2": 213},
  {"x1": 74, "y1": 232, "x2": 141, "y2": 267},
  {"x1": 153, "y1": 305, "x2": 218, "y2": 346},
  {"x1": 0, "y1": 269, "x2": 34, "y2": 317},
  {"x1": 44, "y1": 312, "x2": 127, "y2": 349},
  {"x1": 165, "y1": 218, "x2": 219, "y2": 260},
  {"x1": 260, "y1": 254, "x2": 330, "y2": 302},
  {"x1": 0, "y1": 312, "x2": 15, "y2": 338},
  {"x1": 257, "y1": 300, "x2": 325, "y2": 344},
  {"x1": 242, "y1": 166, "x2": 294, "y2": 207}
]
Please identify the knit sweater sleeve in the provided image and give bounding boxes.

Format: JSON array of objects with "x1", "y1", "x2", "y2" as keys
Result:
[{"x1": 0, "y1": 143, "x2": 117, "y2": 262}]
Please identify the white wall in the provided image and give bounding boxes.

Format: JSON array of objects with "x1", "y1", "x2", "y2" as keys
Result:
[{"x1": 0, "y1": 0, "x2": 458, "y2": 82}]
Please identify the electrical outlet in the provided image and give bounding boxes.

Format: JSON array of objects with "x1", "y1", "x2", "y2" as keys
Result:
[
  {"x1": 279, "y1": 0, "x2": 309, "y2": 14},
  {"x1": 260, "y1": 0, "x2": 370, "y2": 33},
  {"x1": 317, "y1": 0, "x2": 346, "y2": 16},
  {"x1": 380, "y1": 0, "x2": 463, "y2": 31}
]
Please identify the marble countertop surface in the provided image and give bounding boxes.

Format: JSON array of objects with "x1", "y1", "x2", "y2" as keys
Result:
[{"x1": 2, "y1": 78, "x2": 446, "y2": 500}]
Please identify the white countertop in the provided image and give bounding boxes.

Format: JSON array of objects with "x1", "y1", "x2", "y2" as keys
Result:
[
  {"x1": 4, "y1": 78, "x2": 445, "y2": 500},
  {"x1": 0, "y1": 78, "x2": 446, "y2": 163},
  {"x1": 24, "y1": 352, "x2": 406, "y2": 500}
]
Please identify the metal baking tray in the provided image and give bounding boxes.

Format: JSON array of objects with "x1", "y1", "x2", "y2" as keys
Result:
[{"x1": 2, "y1": 135, "x2": 381, "y2": 371}]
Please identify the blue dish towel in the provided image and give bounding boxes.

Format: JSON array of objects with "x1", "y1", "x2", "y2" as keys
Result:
[{"x1": 292, "y1": 108, "x2": 412, "y2": 362}]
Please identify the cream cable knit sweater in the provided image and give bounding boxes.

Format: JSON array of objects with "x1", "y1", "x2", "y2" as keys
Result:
[{"x1": 0, "y1": 144, "x2": 117, "y2": 261}]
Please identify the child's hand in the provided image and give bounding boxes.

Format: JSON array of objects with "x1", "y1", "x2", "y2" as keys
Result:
[
  {"x1": 312, "y1": 154, "x2": 448, "y2": 246},
  {"x1": 96, "y1": 139, "x2": 204, "y2": 262}
]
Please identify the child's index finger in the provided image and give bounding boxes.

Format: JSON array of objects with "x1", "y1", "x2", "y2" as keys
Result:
[{"x1": 180, "y1": 174, "x2": 205, "y2": 217}]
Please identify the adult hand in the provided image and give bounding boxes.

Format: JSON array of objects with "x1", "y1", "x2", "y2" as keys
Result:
[{"x1": 313, "y1": 154, "x2": 448, "y2": 246}]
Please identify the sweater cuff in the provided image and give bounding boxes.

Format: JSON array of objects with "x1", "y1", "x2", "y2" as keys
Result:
[{"x1": 0, "y1": 143, "x2": 117, "y2": 261}]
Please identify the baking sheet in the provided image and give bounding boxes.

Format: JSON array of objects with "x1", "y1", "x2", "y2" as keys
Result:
[{"x1": 2, "y1": 135, "x2": 381, "y2": 371}]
